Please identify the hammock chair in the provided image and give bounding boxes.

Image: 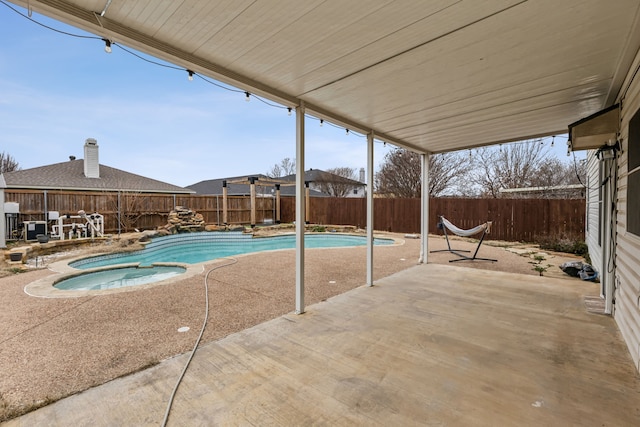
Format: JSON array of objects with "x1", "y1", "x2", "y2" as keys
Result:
[{"x1": 430, "y1": 216, "x2": 497, "y2": 262}]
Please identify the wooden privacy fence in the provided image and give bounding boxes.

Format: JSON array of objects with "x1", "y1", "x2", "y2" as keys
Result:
[
  {"x1": 4, "y1": 190, "x2": 276, "y2": 235},
  {"x1": 280, "y1": 197, "x2": 585, "y2": 242},
  {"x1": 5, "y1": 190, "x2": 584, "y2": 242}
]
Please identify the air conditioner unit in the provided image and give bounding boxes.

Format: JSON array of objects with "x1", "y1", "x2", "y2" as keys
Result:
[{"x1": 24, "y1": 221, "x2": 46, "y2": 241}]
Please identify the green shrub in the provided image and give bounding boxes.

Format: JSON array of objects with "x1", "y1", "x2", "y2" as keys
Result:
[
  {"x1": 529, "y1": 254, "x2": 551, "y2": 276},
  {"x1": 535, "y1": 235, "x2": 589, "y2": 257}
]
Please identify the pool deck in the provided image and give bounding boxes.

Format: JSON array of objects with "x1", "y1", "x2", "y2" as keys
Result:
[{"x1": 5, "y1": 263, "x2": 640, "y2": 426}]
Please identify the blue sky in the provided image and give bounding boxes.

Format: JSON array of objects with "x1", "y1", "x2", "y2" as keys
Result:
[{"x1": 0, "y1": 2, "x2": 580, "y2": 188}]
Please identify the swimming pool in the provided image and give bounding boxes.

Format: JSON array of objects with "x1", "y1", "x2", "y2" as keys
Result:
[
  {"x1": 70, "y1": 232, "x2": 393, "y2": 270},
  {"x1": 54, "y1": 265, "x2": 186, "y2": 291}
]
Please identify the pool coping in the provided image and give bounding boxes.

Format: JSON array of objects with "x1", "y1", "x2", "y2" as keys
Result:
[{"x1": 23, "y1": 232, "x2": 404, "y2": 298}]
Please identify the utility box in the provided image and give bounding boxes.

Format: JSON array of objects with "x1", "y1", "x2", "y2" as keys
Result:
[
  {"x1": 24, "y1": 221, "x2": 46, "y2": 241},
  {"x1": 4, "y1": 202, "x2": 19, "y2": 214}
]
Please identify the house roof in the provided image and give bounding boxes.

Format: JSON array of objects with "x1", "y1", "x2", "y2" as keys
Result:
[
  {"x1": 14, "y1": 1, "x2": 640, "y2": 154},
  {"x1": 281, "y1": 169, "x2": 365, "y2": 186},
  {"x1": 0, "y1": 159, "x2": 193, "y2": 193},
  {"x1": 187, "y1": 174, "x2": 329, "y2": 197}
]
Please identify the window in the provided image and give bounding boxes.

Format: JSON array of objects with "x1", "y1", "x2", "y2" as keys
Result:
[{"x1": 628, "y1": 108, "x2": 640, "y2": 236}]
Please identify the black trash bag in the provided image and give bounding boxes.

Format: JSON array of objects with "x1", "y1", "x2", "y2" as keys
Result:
[
  {"x1": 560, "y1": 261, "x2": 583, "y2": 277},
  {"x1": 578, "y1": 264, "x2": 598, "y2": 281}
]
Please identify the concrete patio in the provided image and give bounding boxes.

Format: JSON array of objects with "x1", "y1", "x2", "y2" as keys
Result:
[{"x1": 5, "y1": 263, "x2": 639, "y2": 426}]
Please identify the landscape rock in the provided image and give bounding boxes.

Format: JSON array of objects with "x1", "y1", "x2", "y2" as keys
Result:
[{"x1": 161, "y1": 206, "x2": 206, "y2": 233}]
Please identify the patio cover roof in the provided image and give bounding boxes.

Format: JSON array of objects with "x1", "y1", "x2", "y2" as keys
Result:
[{"x1": 9, "y1": 0, "x2": 640, "y2": 154}]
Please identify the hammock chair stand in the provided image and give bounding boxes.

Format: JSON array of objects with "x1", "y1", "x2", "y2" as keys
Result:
[{"x1": 431, "y1": 216, "x2": 497, "y2": 262}]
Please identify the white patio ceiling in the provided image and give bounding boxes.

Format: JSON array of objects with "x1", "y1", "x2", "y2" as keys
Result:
[{"x1": 12, "y1": 0, "x2": 640, "y2": 154}]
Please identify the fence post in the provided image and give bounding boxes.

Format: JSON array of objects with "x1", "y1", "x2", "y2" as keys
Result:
[{"x1": 117, "y1": 191, "x2": 121, "y2": 236}]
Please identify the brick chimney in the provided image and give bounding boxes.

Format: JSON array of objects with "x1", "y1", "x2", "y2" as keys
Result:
[{"x1": 84, "y1": 138, "x2": 100, "y2": 178}]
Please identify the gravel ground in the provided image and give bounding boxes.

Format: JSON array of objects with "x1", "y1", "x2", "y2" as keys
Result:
[{"x1": 0, "y1": 233, "x2": 584, "y2": 421}]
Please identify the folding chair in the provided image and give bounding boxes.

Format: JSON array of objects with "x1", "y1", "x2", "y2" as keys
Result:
[{"x1": 431, "y1": 216, "x2": 497, "y2": 262}]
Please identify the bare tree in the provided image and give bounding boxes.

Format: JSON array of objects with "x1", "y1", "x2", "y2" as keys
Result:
[
  {"x1": 0, "y1": 152, "x2": 20, "y2": 173},
  {"x1": 375, "y1": 149, "x2": 421, "y2": 197},
  {"x1": 105, "y1": 189, "x2": 150, "y2": 233},
  {"x1": 523, "y1": 156, "x2": 586, "y2": 198},
  {"x1": 315, "y1": 167, "x2": 359, "y2": 197},
  {"x1": 567, "y1": 155, "x2": 587, "y2": 186},
  {"x1": 531, "y1": 158, "x2": 571, "y2": 187},
  {"x1": 266, "y1": 157, "x2": 296, "y2": 178},
  {"x1": 375, "y1": 148, "x2": 471, "y2": 197},
  {"x1": 429, "y1": 152, "x2": 474, "y2": 196},
  {"x1": 471, "y1": 140, "x2": 550, "y2": 197}
]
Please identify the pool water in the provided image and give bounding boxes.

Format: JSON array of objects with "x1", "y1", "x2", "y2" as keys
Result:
[
  {"x1": 54, "y1": 266, "x2": 186, "y2": 291},
  {"x1": 71, "y1": 232, "x2": 392, "y2": 270}
]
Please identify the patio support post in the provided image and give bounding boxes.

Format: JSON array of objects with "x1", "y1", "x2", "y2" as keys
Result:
[
  {"x1": 366, "y1": 132, "x2": 374, "y2": 286},
  {"x1": 419, "y1": 153, "x2": 429, "y2": 263},
  {"x1": 0, "y1": 189, "x2": 6, "y2": 248},
  {"x1": 222, "y1": 180, "x2": 228, "y2": 225},
  {"x1": 249, "y1": 177, "x2": 257, "y2": 227},
  {"x1": 305, "y1": 181, "x2": 310, "y2": 223},
  {"x1": 275, "y1": 184, "x2": 281, "y2": 224},
  {"x1": 295, "y1": 102, "x2": 306, "y2": 314},
  {"x1": 43, "y1": 190, "x2": 48, "y2": 234},
  {"x1": 216, "y1": 195, "x2": 220, "y2": 225}
]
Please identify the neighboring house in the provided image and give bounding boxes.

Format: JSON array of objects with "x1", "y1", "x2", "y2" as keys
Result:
[
  {"x1": 187, "y1": 174, "x2": 329, "y2": 197},
  {"x1": 568, "y1": 48, "x2": 640, "y2": 372},
  {"x1": 0, "y1": 139, "x2": 193, "y2": 246},
  {"x1": 498, "y1": 184, "x2": 586, "y2": 199},
  {"x1": 187, "y1": 174, "x2": 328, "y2": 226},
  {"x1": 281, "y1": 168, "x2": 366, "y2": 198}
]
